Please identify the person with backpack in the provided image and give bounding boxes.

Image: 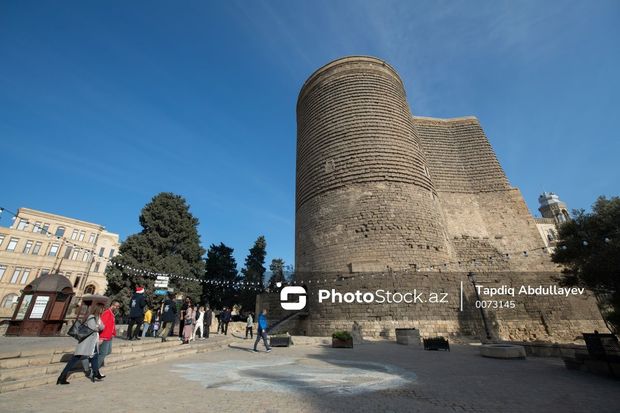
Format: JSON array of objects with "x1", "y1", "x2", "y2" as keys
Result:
[{"x1": 126, "y1": 286, "x2": 147, "y2": 340}]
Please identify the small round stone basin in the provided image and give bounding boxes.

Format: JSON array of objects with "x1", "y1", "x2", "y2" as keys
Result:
[{"x1": 480, "y1": 344, "x2": 526, "y2": 359}]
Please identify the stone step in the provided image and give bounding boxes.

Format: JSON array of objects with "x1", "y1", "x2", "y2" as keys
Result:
[
  {"x1": 0, "y1": 340, "x2": 198, "y2": 379},
  {"x1": 0, "y1": 338, "x2": 189, "y2": 368},
  {"x1": 0, "y1": 337, "x2": 185, "y2": 361},
  {"x1": 0, "y1": 339, "x2": 230, "y2": 393}
]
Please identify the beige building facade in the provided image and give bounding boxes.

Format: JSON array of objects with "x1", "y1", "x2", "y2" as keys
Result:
[{"x1": 0, "y1": 208, "x2": 119, "y2": 318}]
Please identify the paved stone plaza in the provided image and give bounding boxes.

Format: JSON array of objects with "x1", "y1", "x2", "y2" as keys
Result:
[{"x1": 1, "y1": 337, "x2": 618, "y2": 413}]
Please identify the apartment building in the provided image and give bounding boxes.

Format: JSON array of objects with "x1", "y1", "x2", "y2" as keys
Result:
[{"x1": 0, "y1": 208, "x2": 119, "y2": 318}]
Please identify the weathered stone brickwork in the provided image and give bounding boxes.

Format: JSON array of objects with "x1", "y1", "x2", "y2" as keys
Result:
[{"x1": 289, "y1": 56, "x2": 607, "y2": 342}]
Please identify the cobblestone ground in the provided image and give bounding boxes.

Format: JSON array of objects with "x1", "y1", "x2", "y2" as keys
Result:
[{"x1": 1, "y1": 339, "x2": 618, "y2": 413}]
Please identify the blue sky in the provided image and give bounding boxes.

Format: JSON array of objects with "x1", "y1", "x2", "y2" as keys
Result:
[{"x1": 1, "y1": 1, "x2": 619, "y2": 268}]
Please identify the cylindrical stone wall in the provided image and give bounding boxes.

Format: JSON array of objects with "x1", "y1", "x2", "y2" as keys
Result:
[{"x1": 295, "y1": 56, "x2": 452, "y2": 273}]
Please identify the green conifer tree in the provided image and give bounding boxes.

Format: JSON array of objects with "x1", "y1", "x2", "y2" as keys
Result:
[
  {"x1": 105, "y1": 193, "x2": 205, "y2": 314},
  {"x1": 240, "y1": 235, "x2": 267, "y2": 311}
]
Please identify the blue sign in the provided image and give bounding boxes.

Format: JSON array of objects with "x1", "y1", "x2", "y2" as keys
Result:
[{"x1": 154, "y1": 289, "x2": 168, "y2": 295}]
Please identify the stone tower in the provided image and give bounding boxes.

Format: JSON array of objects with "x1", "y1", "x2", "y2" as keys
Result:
[
  {"x1": 281, "y1": 56, "x2": 607, "y2": 341},
  {"x1": 538, "y1": 192, "x2": 570, "y2": 225},
  {"x1": 295, "y1": 56, "x2": 452, "y2": 274}
]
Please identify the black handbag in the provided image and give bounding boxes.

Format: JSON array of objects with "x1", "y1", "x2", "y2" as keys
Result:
[{"x1": 68, "y1": 318, "x2": 96, "y2": 342}]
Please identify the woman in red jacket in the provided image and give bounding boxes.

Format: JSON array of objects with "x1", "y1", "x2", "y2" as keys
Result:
[{"x1": 98, "y1": 301, "x2": 120, "y2": 375}]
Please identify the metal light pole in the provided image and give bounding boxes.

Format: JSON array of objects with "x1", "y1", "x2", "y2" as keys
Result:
[{"x1": 468, "y1": 272, "x2": 492, "y2": 340}]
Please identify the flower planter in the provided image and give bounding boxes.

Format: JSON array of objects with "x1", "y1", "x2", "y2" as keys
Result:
[
  {"x1": 395, "y1": 328, "x2": 421, "y2": 346},
  {"x1": 270, "y1": 335, "x2": 292, "y2": 347},
  {"x1": 423, "y1": 337, "x2": 450, "y2": 351},
  {"x1": 332, "y1": 337, "x2": 353, "y2": 348}
]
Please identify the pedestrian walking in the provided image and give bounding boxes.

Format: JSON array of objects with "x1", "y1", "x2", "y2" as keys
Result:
[
  {"x1": 253, "y1": 308, "x2": 271, "y2": 353},
  {"x1": 204, "y1": 306, "x2": 212, "y2": 338},
  {"x1": 182, "y1": 299, "x2": 195, "y2": 344},
  {"x1": 159, "y1": 293, "x2": 177, "y2": 342},
  {"x1": 179, "y1": 297, "x2": 190, "y2": 340},
  {"x1": 83, "y1": 300, "x2": 120, "y2": 377},
  {"x1": 142, "y1": 306, "x2": 153, "y2": 338},
  {"x1": 57, "y1": 303, "x2": 106, "y2": 384},
  {"x1": 152, "y1": 311, "x2": 161, "y2": 337},
  {"x1": 192, "y1": 306, "x2": 205, "y2": 340},
  {"x1": 126, "y1": 286, "x2": 147, "y2": 340},
  {"x1": 245, "y1": 312, "x2": 254, "y2": 339},
  {"x1": 215, "y1": 309, "x2": 222, "y2": 334},
  {"x1": 221, "y1": 307, "x2": 231, "y2": 335}
]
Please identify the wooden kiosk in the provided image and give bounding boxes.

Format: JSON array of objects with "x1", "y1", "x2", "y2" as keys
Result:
[{"x1": 5, "y1": 273, "x2": 75, "y2": 336}]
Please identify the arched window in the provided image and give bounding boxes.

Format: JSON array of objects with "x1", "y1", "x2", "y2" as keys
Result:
[
  {"x1": 547, "y1": 229, "x2": 556, "y2": 241},
  {"x1": 84, "y1": 285, "x2": 96, "y2": 295},
  {"x1": 561, "y1": 209, "x2": 570, "y2": 221},
  {"x1": 1, "y1": 293, "x2": 18, "y2": 308},
  {"x1": 54, "y1": 226, "x2": 65, "y2": 237}
]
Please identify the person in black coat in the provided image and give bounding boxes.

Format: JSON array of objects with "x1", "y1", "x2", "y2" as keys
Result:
[
  {"x1": 221, "y1": 307, "x2": 231, "y2": 335},
  {"x1": 204, "y1": 306, "x2": 213, "y2": 338},
  {"x1": 126, "y1": 286, "x2": 147, "y2": 340},
  {"x1": 159, "y1": 293, "x2": 177, "y2": 342},
  {"x1": 178, "y1": 297, "x2": 190, "y2": 340}
]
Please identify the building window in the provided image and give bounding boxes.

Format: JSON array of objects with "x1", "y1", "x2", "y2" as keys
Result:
[
  {"x1": 64, "y1": 246, "x2": 72, "y2": 259},
  {"x1": 10, "y1": 268, "x2": 22, "y2": 284},
  {"x1": 40, "y1": 268, "x2": 50, "y2": 277},
  {"x1": 48, "y1": 243, "x2": 59, "y2": 257},
  {"x1": 89, "y1": 233, "x2": 96, "y2": 244},
  {"x1": 82, "y1": 250, "x2": 91, "y2": 262},
  {"x1": 99, "y1": 247, "x2": 105, "y2": 257},
  {"x1": 73, "y1": 275, "x2": 81, "y2": 288},
  {"x1": 20, "y1": 269, "x2": 30, "y2": 285},
  {"x1": 71, "y1": 230, "x2": 78, "y2": 240},
  {"x1": 0, "y1": 234, "x2": 5, "y2": 247},
  {"x1": 54, "y1": 226, "x2": 65, "y2": 237},
  {"x1": 108, "y1": 249, "x2": 115, "y2": 258},
  {"x1": 23, "y1": 240, "x2": 33, "y2": 254},
  {"x1": 94, "y1": 262, "x2": 101, "y2": 273},
  {"x1": 32, "y1": 222, "x2": 42, "y2": 233},
  {"x1": 1, "y1": 293, "x2": 18, "y2": 308},
  {"x1": 84, "y1": 285, "x2": 96, "y2": 295},
  {"x1": 78, "y1": 231, "x2": 85, "y2": 241},
  {"x1": 32, "y1": 241, "x2": 42, "y2": 255},
  {"x1": 41, "y1": 223, "x2": 50, "y2": 235},
  {"x1": 0, "y1": 265, "x2": 6, "y2": 282},
  {"x1": 71, "y1": 248, "x2": 80, "y2": 260},
  {"x1": 17, "y1": 219, "x2": 29, "y2": 231},
  {"x1": 6, "y1": 238, "x2": 19, "y2": 252}
]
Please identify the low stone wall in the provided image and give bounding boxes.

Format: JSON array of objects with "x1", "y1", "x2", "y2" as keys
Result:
[{"x1": 506, "y1": 341, "x2": 587, "y2": 358}]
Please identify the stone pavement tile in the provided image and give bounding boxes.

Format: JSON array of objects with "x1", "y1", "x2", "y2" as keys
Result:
[{"x1": 0, "y1": 340, "x2": 618, "y2": 413}]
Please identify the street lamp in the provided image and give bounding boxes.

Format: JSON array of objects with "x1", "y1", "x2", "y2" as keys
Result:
[{"x1": 467, "y1": 272, "x2": 492, "y2": 340}]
